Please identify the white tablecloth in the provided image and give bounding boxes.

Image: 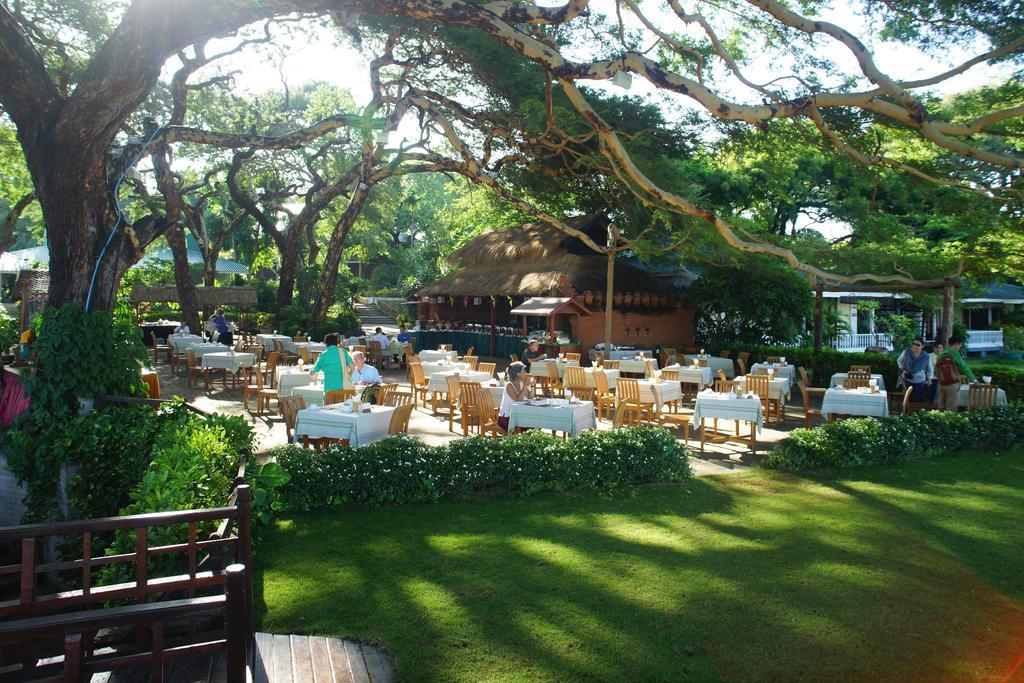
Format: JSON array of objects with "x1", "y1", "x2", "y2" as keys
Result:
[
  {"x1": 820, "y1": 387, "x2": 889, "y2": 419},
  {"x1": 169, "y1": 335, "x2": 205, "y2": 353},
  {"x1": 636, "y1": 379, "x2": 682, "y2": 413},
  {"x1": 345, "y1": 336, "x2": 367, "y2": 347},
  {"x1": 507, "y1": 400, "x2": 596, "y2": 435},
  {"x1": 829, "y1": 373, "x2": 886, "y2": 391},
  {"x1": 955, "y1": 384, "x2": 1008, "y2": 409},
  {"x1": 749, "y1": 363, "x2": 796, "y2": 385},
  {"x1": 662, "y1": 364, "x2": 713, "y2": 387},
  {"x1": 276, "y1": 367, "x2": 313, "y2": 397},
  {"x1": 693, "y1": 392, "x2": 764, "y2": 431},
  {"x1": 426, "y1": 370, "x2": 492, "y2": 392},
  {"x1": 733, "y1": 375, "x2": 791, "y2": 402},
  {"x1": 589, "y1": 348, "x2": 653, "y2": 361},
  {"x1": 581, "y1": 368, "x2": 618, "y2": 389},
  {"x1": 420, "y1": 361, "x2": 471, "y2": 377},
  {"x1": 683, "y1": 355, "x2": 736, "y2": 379},
  {"x1": 613, "y1": 358, "x2": 658, "y2": 375},
  {"x1": 293, "y1": 384, "x2": 325, "y2": 406},
  {"x1": 419, "y1": 349, "x2": 459, "y2": 363},
  {"x1": 529, "y1": 359, "x2": 579, "y2": 379},
  {"x1": 292, "y1": 341, "x2": 327, "y2": 356},
  {"x1": 189, "y1": 342, "x2": 230, "y2": 358},
  {"x1": 201, "y1": 352, "x2": 255, "y2": 374},
  {"x1": 256, "y1": 334, "x2": 292, "y2": 352},
  {"x1": 293, "y1": 404, "x2": 395, "y2": 446}
]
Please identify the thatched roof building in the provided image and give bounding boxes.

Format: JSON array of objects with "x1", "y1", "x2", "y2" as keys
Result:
[{"x1": 419, "y1": 213, "x2": 672, "y2": 297}]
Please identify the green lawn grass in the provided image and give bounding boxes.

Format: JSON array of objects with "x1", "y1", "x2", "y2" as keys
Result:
[{"x1": 256, "y1": 452, "x2": 1024, "y2": 681}]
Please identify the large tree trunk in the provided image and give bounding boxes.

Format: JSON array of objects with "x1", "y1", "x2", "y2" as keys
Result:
[
  {"x1": 276, "y1": 228, "x2": 301, "y2": 322},
  {"x1": 308, "y1": 181, "x2": 372, "y2": 326},
  {"x1": 165, "y1": 226, "x2": 201, "y2": 331}
]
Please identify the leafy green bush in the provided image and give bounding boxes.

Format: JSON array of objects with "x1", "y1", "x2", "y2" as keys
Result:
[
  {"x1": 969, "y1": 364, "x2": 1024, "y2": 402},
  {"x1": 1002, "y1": 325, "x2": 1024, "y2": 353},
  {"x1": 268, "y1": 427, "x2": 691, "y2": 513},
  {"x1": 763, "y1": 405, "x2": 1024, "y2": 471},
  {"x1": 705, "y1": 342, "x2": 899, "y2": 391},
  {"x1": 0, "y1": 306, "x2": 19, "y2": 354}
]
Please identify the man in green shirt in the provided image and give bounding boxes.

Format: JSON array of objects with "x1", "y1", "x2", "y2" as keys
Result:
[{"x1": 935, "y1": 336, "x2": 975, "y2": 411}]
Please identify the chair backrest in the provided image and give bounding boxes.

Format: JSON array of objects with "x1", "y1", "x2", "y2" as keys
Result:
[
  {"x1": 713, "y1": 379, "x2": 732, "y2": 393},
  {"x1": 736, "y1": 358, "x2": 747, "y2": 376},
  {"x1": 603, "y1": 360, "x2": 620, "y2": 370},
  {"x1": 465, "y1": 346, "x2": 475, "y2": 357},
  {"x1": 660, "y1": 369, "x2": 680, "y2": 382},
  {"x1": 388, "y1": 403, "x2": 414, "y2": 435},
  {"x1": 265, "y1": 351, "x2": 280, "y2": 373},
  {"x1": 476, "y1": 387, "x2": 497, "y2": 418},
  {"x1": 299, "y1": 346, "x2": 312, "y2": 364},
  {"x1": 186, "y1": 348, "x2": 198, "y2": 368},
  {"x1": 410, "y1": 362, "x2": 426, "y2": 387},
  {"x1": 463, "y1": 355, "x2": 479, "y2": 371},
  {"x1": 279, "y1": 395, "x2": 306, "y2": 439},
  {"x1": 593, "y1": 352, "x2": 603, "y2": 367},
  {"x1": 149, "y1": 330, "x2": 159, "y2": 347},
  {"x1": 325, "y1": 390, "x2": 352, "y2": 405},
  {"x1": 459, "y1": 381, "x2": 481, "y2": 411},
  {"x1": 293, "y1": 335, "x2": 307, "y2": 342},
  {"x1": 369, "y1": 340, "x2": 383, "y2": 358},
  {"x1": 142, "y1": 372, "x2": 160, "y2": 399},
  {"x1": 716, "y1": 369, "x2": 727, "y2": 383},
  {"x1": 439, "y1": 343, "x2": 453, "y2": 351},
  {"x1": 617, "y1": 377, "x2": 640, "y2": 402},
  {"x1": 478, "y1": 362, "x2": 496, "y2": 377},
  {"x1": 843, "y1": 371, "x2": 871, "y2": 389},
  {"x1": 445, "y1": 373, "x2": 462, "y2": 399},
  {"x1": 745, "y1": 374, "x2": 770, "y2": 398},
  {"x1": 248, "y1": 365, "x2": 264, "y2": 388},
  {"x1": 273, "y1": 339, "x2": 285, "y2": 354},
  {"x1": 798, "y1": 366, "x2": 812, "y2": 387},
  {"x1": 402, "y1": 343, "x2": 415, "y2": 360},
  {"x1": 766, "y1": 356, "x2": 783, "y2": 364},
  {"x1": 564, "y1": 365, "x2": 587, "y2": 390},
  {"x1": 738, "y1": 351, "x2": 750, "y2": 366},
  {"x1": 510, "y1": 354, "x2": 519, "y2": 363},
  {"x1": 386, "y1": 392, "x2": 415, "y2": 407},
  {"x1": 697, "y1": 358, "x2": 709, "y2": 367},
  {"x1": 546, "y1": 361, "x2": 561, "y2": 382},
  {"x1": 719, "y1": 350, "x2": 731, "y2": 358},
  {"x1": 351, "y1": 345, "x2": 367, "y2": 353},
  {"x1": 901, "y1": 386, "x2": 917, "y2": 415},
  {"x1": 645, "y1": 358, "x2": 657, "y2": 378},
  {"x1": 612, "y1": 400, "x2": 630, "y2": 428},
  {"x1": 850, "y1": 364, "x2": 872, "y2": 374},
  {"x1": 377, "y1": 383, "x2": 399, "y2": 405},
  {"x1": 593, "y1": 368, "x2": 611, "y2": 394},
  {"x1": 565, "y1": 353, "x2": 581, "y2": 363},
  {"x1": 797, "y1": 381, "x2": 811, "y2": 411},
  {"x1": 967, "y1": 383, "x2": 998, "y2": 411}
]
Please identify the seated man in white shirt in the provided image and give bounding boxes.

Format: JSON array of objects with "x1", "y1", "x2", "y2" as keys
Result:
[
  {"x1": 174, "y1": 322, "x2": 191, "y2": 335},
  {"x1": 350, "y1": 351, "x2": 382, "y2": 385},
  {"x1": 369, "y1": 327, "x2": 393, "y2": 367}
]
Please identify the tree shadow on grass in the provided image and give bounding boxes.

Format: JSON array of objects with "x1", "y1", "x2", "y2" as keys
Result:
[{"x1": 255, "y1": 464, "x2": 1024, "y2": 682}]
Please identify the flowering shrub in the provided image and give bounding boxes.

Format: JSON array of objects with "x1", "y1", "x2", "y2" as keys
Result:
[
  {"x1": 763, "y1": 404, "x2": 1024, "y2": 470},
  {"x1": 269, "y1": 427, "x2": 691, "y2": 512}
]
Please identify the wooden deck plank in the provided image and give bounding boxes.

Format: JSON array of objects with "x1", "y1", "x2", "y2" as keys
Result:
[
  {"x1": 326, "y1": 637, "x2": 355, "y2": 683},
  {"x1": 290, "y1": 636, "x2": 314, "y2": 682},
  {"x1": 253, "y1": 632, "x2": 273, "y2": 683},
  {"x1": 343, "y1": 640, "x2": 371, "y2": 683},
  {"x1": 308, "y1": 636, "x2": 334, "y2": 683},
  {"x1": 359, "y1": 645, "x2": 392, "y2": 683},
  {"x1": 273, "y1": 634, "x2": 293, "y2": 683}
]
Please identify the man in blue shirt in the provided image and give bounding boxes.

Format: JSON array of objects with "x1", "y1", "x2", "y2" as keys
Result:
[
  {"x1": 396, "y1": 325, "x2": 411, "y2": 343},
  {"x1": 350, "y1": 351, "x2": 382, "y2": 385}
]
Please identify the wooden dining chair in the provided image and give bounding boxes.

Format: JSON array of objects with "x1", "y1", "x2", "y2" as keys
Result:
[
  {"x1": 184, "y1": 348, "x2": 204, "y2": 387},
  {"x1": 659, "y1": 347, "x2": 676, "y2": 368},
  {"x1": 385, "y1": 391, "x2": 415, "y2": 407},
  {"x1": 279, "y1": 395, "x2": 306, "y2": 442},
  {"x1": 459, "y1": 382, "x2": 484, "y2": 436},
  {"x1": 242, "y1": 367, "x2": 262, "y2": 412},
  {"x1": 713, "y1": 378, "x2": 733, "y2": 393},
  {"x1": 478, "y1": 362, "x2": 496, "y2": 377},
  {"x1": 301, "y1": 436, "x2": 349, "y2": 451},
  {"x1": 546, "y1": 361, "x2": 564, "y2": 398},
  {"x1": 149, "y1": 331, "x2": 172, "y2": 366},
  {"x1": 273, "y1": 339, "x2": 300, "y2": 365},
  {"x1": 388, "y1": 403, "x2": 415, "y2": 435},
  {"x1": 797, "y1": 381, "x2": 822, "y2": 428},
  {"x1": 592, "y1": 369, "x2": 617, "y2": 420},
  {"x1": 461, "y1": 346, "x2": 476, "y2": 360},
  {"x1": 658, "y1": 411, "x2": 691, "y2": 440},
  {"x1": 615, "y1": 378, "x2": 652, "y2": 425},
  {"x1": 368, "y1": 340, "x2": 385, "y2": 367},
  {"x1": 509, "y1": 353, "x2": 520, "y2": 364},
  {"x1": 967, "y1": 383, "x2": 999, "y2": 411},
  {"x1": 141, "y1": 372, "x2": 160, "y2": 399},
  {"x1": 644, "y1": 358, "x2": 658, "y2": 379},
  {"x1": 262, "y1": 351, "x2": 281, "y2": 388},
  {"x1": 298, "y1": 346, "x2": 312, "y2": 364},
  {"x1": 592, "y1": 352, "x2": 603, "y2": 367},
  {"x1": 798, "y1": 366, "x2": 826, "y2": 397},
  {"x1": 257, "y1": 372, "x2": 279, "y2": 416},
  {"x1": 736, "y1": 357, "x2": 747, "y2": 376},
  {"x1": 849, "y1": 364, "x2": 872, "y2": 374},
  {"x1": 717, "y1": 369, "x2": 728, "y2": 384},
  {"x1": 843, "y1": 372, "x2": 871, "y2": 389},
  {"x1": 902, "y1": 386, "x2": 935, "y2": 415},
  {"x1": 350, "y1": 345, "x2": 367, "y2": 354},
  {"x1": 440, "y1": 373, "x2": 462, "y2": 424},
  {"x1": 376, "y1": 383, "x2": 399, "y2": 405},
  {"x1": 603, "y1": 360, "x2": 620, "y2": 370},
  {"x1": 463, "y1": 355, "x2": 479, "y2": 371},
  {"x1": 475, "y1": 389, "x2": 505, "y2": 437},
  {"x1": 324, "y1": 389, "x2": 354, "y2": 405},
  {"x1": 697, "y1": 358, "x2": 710, "y2": 368},
  {"x1": 737, "y1": 351, "x2": 750, "y2": 369},
  {"x1": 565, "y1": 352, "x2": 581, "y2": 363},
  {"x1": 657, "y1": 369, "x2": 684, "y2": 411},
  {"x1": 409, "y1": 362, "x2": 430, "y2": 407},
  {"x1": 766, "y1": 356, "x2": 783, "y2": 364},
  {"x1": 564, "y1": 366, "x2": 594, "y2": 402},
  {"x1": 744, "y1": 374, "x2": 776, "y2": 422}
]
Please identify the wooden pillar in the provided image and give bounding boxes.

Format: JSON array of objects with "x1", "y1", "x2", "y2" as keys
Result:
[
  {"x1": 489, "y1": 302, "x2": 496, "y2": 356},
  {"x1": 941, "y1": 281, "x2": 955, "y2": 342},
  {"x1": 604, "y1": 225, "x2": 618, "y2": 352},
  {"x1": 813, "y1": 287, "x2": 823, "y2": 354}
]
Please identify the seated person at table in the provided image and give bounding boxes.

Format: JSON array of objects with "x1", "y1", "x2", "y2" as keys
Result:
[
  {"x1": 520, "y1": 339, "x2": 545, "y2": 371},
  {"x1": 369, "y1": 327, "x2": 394, "y2": 366},
  {"x1": 174, "y1": 322, "x2": 191, "y2": 335},
  {"x1": 396, "y1": 325, "x2": 412, "y2": 343},
  {"x1": 498, "y1": 362, "x2": 534, "y2": 432},
  {"x1": 212, "y1": 309, "x2": 233, "y2": 347},
  {"x1": 312, "y1": 334, "x2": 353, "y2": 392},
  {"x1": 350, "y1": 351, "x2": 382, "y2": 385},
  {"x1": 897, "y1": 337, "x2": 933, "y2": 402}
]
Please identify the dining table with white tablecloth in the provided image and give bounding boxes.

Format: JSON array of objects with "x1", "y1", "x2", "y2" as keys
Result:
[
  {"x1": 613, "y1": 358, "x2": 658, "y2": 376},
  {"x1": 292, "y1": 341, "x2": 326, "y2": 356},
  {"x1": 635, "y1": 378, "x2": 682, "y2": 413},
  {"x1": 169, "y1": 334, "x2": 205, "y2": 353},
  {"x1": 820, "y1": 387, "x2": 889, "y2": 420},
  {"x1": 682, "y1": 355, "x2": 735, "y2": 379},
  {"x1": 528, "y1": 358, "x2": 579, "y2": 379},
  {"x1": 507, "y1": 399, "x2": 596, "y2": 435},
  {"x1": 660, "y1": 364, "x2": 713, "y2": 388},
  {"x1": 256, "y1": 334, "x2": 292, "y2": 352},
  {"x1": 589, "y1": 348, "x2": 653, "y2": 361},
  {"x1": 419, "y1": 349, "x2": 460, "y2": 363},
  {"x1": 692, "y1": 390, "x2": 763, "y2": 454},
  {"x1": 275, "y1": 366, "x2": 313, "y2": 396},
  {"x1": 426, "y1": 369, "x2": 492, "y2": 392},
  {"x1": 420, "y1": 360, "x2": 471, "y2": 377},
  {"x1": 201, "y1": 351, "x2": 255, "y2": 374},
  {"x1": 188, "y1": 342, "x2": 230, "y2": 358},
  {"x1": 829, "y1": 372, "x2": 886, "y2": 391},
  {"x1": 292, "y1": 384, "x2": 325, "y2": 406},
  {"x1": 292, "y1": 403, "x2": 395, "y2": 446},
  {"x1": 953, "y1": 383, "x2": 1009, "y2": 409},
  {"x1": 749, "y1": 363, "x2": 797, "y2": 385},
  {"x1": 732, "y1": 375, "x2": 791, "y2": 402}
]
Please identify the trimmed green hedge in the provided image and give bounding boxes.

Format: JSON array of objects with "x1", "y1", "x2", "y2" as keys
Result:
[
  {"x1": 970, "y1": 364, "x2": 1024, "y2": 402},
  {"x1": 705, "y1": 342, "x2": 899, "y2": 390},
  {"x1": 763, "y1": 405, "x2": 1024, "y2": 471},
  {"x1": 267, "y1": 427, "x2": 692, "y2": 511}
]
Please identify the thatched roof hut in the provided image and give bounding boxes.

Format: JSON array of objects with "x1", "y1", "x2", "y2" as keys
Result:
[{"x1": 420, "y1": 213, "x2": 672, "y2": 297}]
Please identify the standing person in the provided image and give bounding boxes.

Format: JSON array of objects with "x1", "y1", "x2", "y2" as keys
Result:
[
  {"x1": 205, "y1": 315, "x2": 218, "y2": 342},
  {"x1": 498, "y1": 361, "x2": 534, "y2": 432},
  {"x1": 897, "y1": 337, "x2": 933, "y2": 402},
  {"x1": 312, "y1": 334, "x2": 354, "y2": 392},
  {"x1": 928, "y1": 341, "x2": 944, "y2": 401},
  {"x1": 934, "y1": 336, "x2": 975, "y2": 411},
  {"x1": 212, "y1": 308, "x2": 233, "y2": 347},
  {"x1": 520, "y1": 339, "x2": 545, "y2": 371}
]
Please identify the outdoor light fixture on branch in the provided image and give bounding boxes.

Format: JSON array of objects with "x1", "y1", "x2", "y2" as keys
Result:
[{"x1": 611, "y1": 70, "x2": 632, "y2": 90}]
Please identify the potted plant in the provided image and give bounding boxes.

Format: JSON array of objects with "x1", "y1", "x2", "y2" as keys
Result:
[{"x1": 1003, "y1": 325, "x2": 1024, "y2": 360}]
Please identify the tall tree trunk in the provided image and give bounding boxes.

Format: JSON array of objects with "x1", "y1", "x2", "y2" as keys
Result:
[
  {"x1": 276, "y1": 228, "x2": 301, "y2": 322},
  {"x1": 308, "y1": 181, "x2": 372, "y2": 325},
  {"x1": 165, "y1": 226, "x2": 201, "y2": 331},
  {"x1": 941, "y1": 282, "x2": 955, "y2": 343},
  {"x1": 813, "y1": 287, "x2": 823, "y2": 354}
]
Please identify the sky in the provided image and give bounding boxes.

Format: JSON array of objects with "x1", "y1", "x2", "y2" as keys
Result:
[{"x1": 172, "y1": 1, "x2": 1013, "y2": 240}]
